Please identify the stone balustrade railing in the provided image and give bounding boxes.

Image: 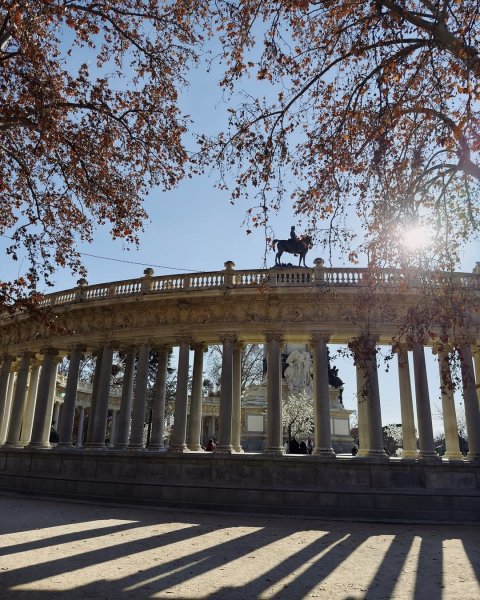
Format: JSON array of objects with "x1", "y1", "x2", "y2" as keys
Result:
[{"x1": 33, "y1": 264, "x2": 480, "y2": 311}]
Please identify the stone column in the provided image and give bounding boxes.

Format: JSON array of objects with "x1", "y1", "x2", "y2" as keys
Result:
[
  {"x1": 473, "y1": 347, "x2": 480, "y2": 406},
  {"x1": 264, "y1": 332, "x2": 285, "y2": 455},
  {"x1": 310, "y1": 334, "x2": 335, "y2": 457},
  {"x1": 364, "y1": 340, "x2": 386, "y2": 457},
  {"x1": 187, "y1": 343, "x2": 206, "y2": 451},
  {"x1": 0, "y1": 356, "x2": 14, "y2": 444},
  {"x1": 114, "y1": 348, "x2": 135, "y2": 449},
  {"x1": 149, "y1": 345, "x2": 170, "y2": 451},
  {"x1": 29, "y1": 349, "x2": 59, "y2": 448},
  {"x1": 459, "y1": 343, "x2": 480, "y2": 460},
  {"x1": 85, "y1": 352, "x2": 103, "y2": 446},
  {"x1": 86, "y1": 344, "x2": 114, "y2": 448},
  {"x1": 5, "y1": 352, "x2": 33, "y2": 447},
  {"x1": 76, "y1": 406, "x2": 85, "y2": 447},
  {"x1": 216, "y1": 335, "x2": 235, "y2": 454},
  {"x1": 396, "y1": 348, "x2": 418, "y2": 458},
  {"x1": 3, "y1": 370, "x2": 17, "y2": 440},
  {"x1": 412, "y1": 342, "x2": 437, "y2": 459},
  {"x1": 129, "y1": 343, "x2": 150, "y2": 449},
  {"x1": 436, "y1": 349, "x2": 463, "y2": 460},
  {"x1": 169, "y1": 337, "x2": 190, "y2": 452},
  {"x1": 58, "y1": 346, "x2": 84, "y2": 448},
  {"x1": 355, "y1": 361, "x2": 369, "y2": 457},
  {"x1": 52, "y1": 402, "x2": 61, "y2": 429},
  {"x1": 42, "y1": 358, "x2": 61, "y2": 444},
  {"x1": 20, "y1": 363, "x2": 41, "y2": 444},
  {"x1": 109, "y1": 410, "x2": 118, "y2": 448},
  {"x1": 231, "y1": 341, "x2": 244, "y2": 453},
  {"x1": 208, "y1": 416, "x2": 215, "y2": 440}
]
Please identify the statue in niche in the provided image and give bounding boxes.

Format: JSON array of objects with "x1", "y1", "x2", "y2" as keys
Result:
[{"x1": 284, "y1": 349, "x2": 313, "y2": 395}]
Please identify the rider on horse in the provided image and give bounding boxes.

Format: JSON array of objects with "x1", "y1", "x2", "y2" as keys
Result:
[
  {"x1": 273, "y1": 227, "x2": 313, "y2": 267},
  {"x1": 290, "y1": 226, "x2": 298, "y2": 255}
]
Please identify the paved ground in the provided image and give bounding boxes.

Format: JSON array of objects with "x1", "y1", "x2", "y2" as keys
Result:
[{"x1": 0, "y1": 493, "x2": 479, "y2": 599}]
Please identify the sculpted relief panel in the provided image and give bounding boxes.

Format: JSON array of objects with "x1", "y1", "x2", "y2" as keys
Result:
[{"x1": 1, "y1": 284, "x2": 466, "y2": 355}]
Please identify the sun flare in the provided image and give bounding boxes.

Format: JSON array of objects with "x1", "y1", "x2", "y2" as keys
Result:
[{"x1": 402, "y1": 224, "x2": 432, "y2": 251}]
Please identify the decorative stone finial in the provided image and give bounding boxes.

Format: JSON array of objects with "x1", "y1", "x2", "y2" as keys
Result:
[
  {"x1": 473, "y1": 262, "x2": 480, "y2": 274},
  {"x1": 224, "y1": 261, "x2": 235, "y2": 270},
  {"x1": 76, "y1": 278, "x2": 88, "y2": 287},
  {"x1": 313, "y1": 258, "x2": 325, "y2": 268},
  {"x1": 143, "y1": 267, "x2": 154, "y2": 277}
]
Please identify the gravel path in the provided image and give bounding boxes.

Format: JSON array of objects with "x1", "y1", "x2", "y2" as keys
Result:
[{"x1": 1, "y1": 493, "x2": 479, "y2": 599}]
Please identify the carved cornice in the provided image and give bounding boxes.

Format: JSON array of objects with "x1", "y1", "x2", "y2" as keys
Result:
[
  {"x1": 219, "y1": 333, "x2": 238, "y2": 344},
  {"x1": 0, "y1": 272, "x2": 478, "y2": 356}
]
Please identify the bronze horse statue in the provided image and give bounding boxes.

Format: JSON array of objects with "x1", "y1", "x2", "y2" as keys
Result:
[{"x1": 273, "y1": 235, "x2": 313, "y2": 267}]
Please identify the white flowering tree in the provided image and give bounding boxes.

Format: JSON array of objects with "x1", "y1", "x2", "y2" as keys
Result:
[
  {"x1": 282, "y1": 391, "x2": 313, "y2": 445},
  {"x1": 382, "y1": 424, "x2": 404, "y2": 457}
]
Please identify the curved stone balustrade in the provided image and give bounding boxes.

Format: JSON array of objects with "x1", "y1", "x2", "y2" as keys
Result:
[{"x1": 14, "y1": 264, "x2": 480, "y2": 312}]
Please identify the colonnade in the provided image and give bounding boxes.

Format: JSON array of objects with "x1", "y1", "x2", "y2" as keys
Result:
[{"x1": 1, "y1": 335, "x2": 480, "y2": 460}]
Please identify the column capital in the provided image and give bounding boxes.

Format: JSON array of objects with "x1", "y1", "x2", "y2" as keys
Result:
[
  {"x1": 152, "y1": 343, "x2": 172, "y2": 354},
  {"x1": 175, "y1": 335, "x2": 193, "y2": 346},
  {"x1": 456, "y1": 335, "x2": 476, "y2": 348},
  {"x1": 66, "y1": 343, "x2": 87, "y2": 353},
  {"x1": 392, "y1": 341, "x2": 410, "y2": 354},
  {"x1": 40, "y1": 347, "x2": 60, "y2": 357},
  {"x1": 219, "y1": 333, "x2": 237, "y2": 344},
  {"x1": 132, "y1": 338, "x2": 151, "y2": 348},
  {"x1": 431, "y1": 342, "x2": 453, "y2": 356},
  {"x1": 310, "y1": 332, "x2": 330, "y2": 345},
  {"x1": 264, "y1": 332, "x2": 284, "y2": 346},
  {"x1": 233, "y1": 339, "x2": 245, "y2": 352},
  {"x1": 190, "y1": 341, "x2": 208, "y2": 353},
  {"x1": 406, "y1": 334, "x2": 428, "y2": 348},
  {"x1": 348, "y1": 334, "x2": 378, "y2": 361}
]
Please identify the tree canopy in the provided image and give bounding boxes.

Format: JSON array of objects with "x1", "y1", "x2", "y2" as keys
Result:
[
  {"x1": 1, "y1": 1, "x2": 479, "y2": 312},
  {"x1": 198, "y1": 0, "x2": 479, "y2": 268},
  {"x1": 0, "y1": 0, "x2": 201, "y2": 311}
]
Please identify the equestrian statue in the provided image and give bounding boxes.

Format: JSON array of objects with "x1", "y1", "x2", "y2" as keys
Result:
[{"x1": 273, "y1": 226, "x2": 313, "y2": 267}]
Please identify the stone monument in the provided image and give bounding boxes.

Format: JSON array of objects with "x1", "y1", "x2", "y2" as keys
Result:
[{"x1": 241, "y1": 343, "x2": 353, "y2": 452}]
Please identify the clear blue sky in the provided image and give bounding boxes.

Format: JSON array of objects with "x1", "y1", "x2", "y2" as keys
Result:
[{"x1": 1, "y1": 40, "x2": 477, "y2": 437}]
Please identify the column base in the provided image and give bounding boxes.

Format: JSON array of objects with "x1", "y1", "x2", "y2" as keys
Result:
[
  {"x1": 464, "y1": 453, "x2": 480, "y2": 462},
  {"x1": 187, "y1": 444, "x2": 204, "y2": 452},
  {"x1": 128, "y1": 444, "x2": 146, "y2": 451},
  {"x1": 168, "y1": 444, "x2": 190, "y2": 453},
  {"x1": 356, "y1": 449, "x2": 369, "y2": 457},
  {"x1": 56, "y1": 443, "x2": 79, "y2": 451},
  {"x1": 367, "y1": 449, "x2": 389, "y2": 459},
  {"x1": 214, "y1": 445, "x2": 235, "y2": 454},
  {"x1": 417, "y1": 451, "x2": 441, "y2": 461},
  {"x1": 233, "y1": 446, "x2": 244, "y2": 453},
  {"x1": 3, "y1": 442, "x2": 27, "y2": 449},
  {"x1": 263, "y1": 447, "x2": 285, "y2": 456},
  {"x1": 312, "y1": 447, "x2": 336, "y2": 458},
  {"x1": 84, "y1": 444, "x2": 108, "y2": 451},
  {"x1": 27, "y1": 442, "x2": 51, "y2": 450},
  {"x1": 400, "y1": 450, "x2": 419, "y2": 459},
  {"x1": 148, "y1": 445, "x2": 167, "y2": 452},
  {"x1": 443, "y1": 451, "x2": 464, "y2": 461}
]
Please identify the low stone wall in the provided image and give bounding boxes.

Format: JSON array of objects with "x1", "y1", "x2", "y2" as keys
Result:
[{"x1": 1, "y1": 449, "x2": 479, "y2": 523}]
